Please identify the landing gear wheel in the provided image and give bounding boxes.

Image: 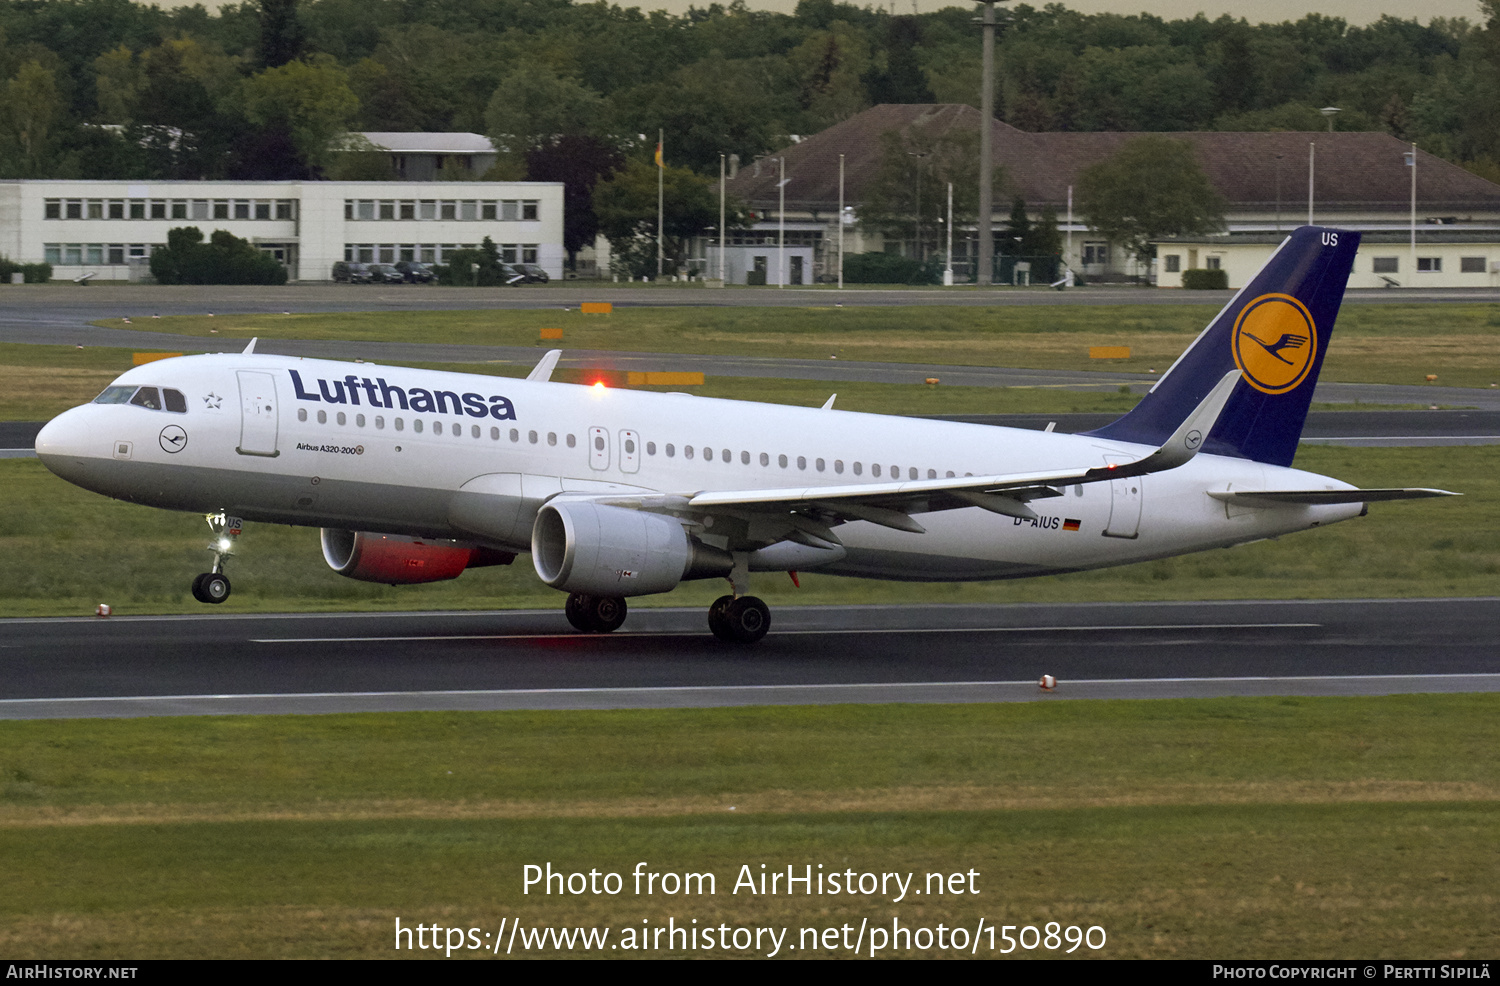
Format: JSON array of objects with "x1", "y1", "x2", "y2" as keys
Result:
[
  {"x1": 708, "y1": 594, "x2": 736, "y2": 641},
  {"x1": 565, "y1": 593, "x2": 627, "y2": 633},
  {"x1": 587, "y1": 595, "x2": 627, "y2": 633},
  {"x1": 565, "y1": 592, "x2": 594, "y2": 632},
  {"x1": 719, "y1": 596, "x2": 771, "y2": 644},
  {"x1": 193, "y1": 572, "x2": 231, "y2": 604}
]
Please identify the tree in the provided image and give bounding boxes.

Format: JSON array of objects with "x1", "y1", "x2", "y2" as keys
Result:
[
  {"x1": 594, "y1": 157, "x2": 737, "y2": 276},
  {"x1": 526, "y1": 135, "x2": 625, "y2": 269},
  {"x1": 259, "y1": 0, "x2": 305, "y2": 70},
  {"x1": 241, "y1": 55, "x2": 359, "y2": 175},
  {"x1": 150, "y1": 227, "x2": 287, "y2": 285},
  {"x1": 483, "y1": 62, "x2": 603, "y2": 156},
  {"x1": 1077, "y1": 136, "x2": 1224, "y2": 267},
  {"x1": 0, "y1": 61, "x2": 64, "y2": 177},
  {"x1": 859, "y1": 126, "x2": 994, "y2": 260}
]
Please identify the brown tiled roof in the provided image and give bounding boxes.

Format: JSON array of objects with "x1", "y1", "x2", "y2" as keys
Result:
[{"x1": 723, "y1": 104, "x2": 1500, "y2": 215}]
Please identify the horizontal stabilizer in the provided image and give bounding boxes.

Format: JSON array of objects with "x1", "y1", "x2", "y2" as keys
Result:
[{"x1": 1208, "y1": 488, "x2": 1458, "y2": 506}]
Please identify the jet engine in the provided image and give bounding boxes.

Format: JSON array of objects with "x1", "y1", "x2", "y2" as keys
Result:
[
  {"x1": 531, "y1": 500, "x2": 731, "y2": 596},
  {"x1": 321, "y1": 529, "x2": 512, "y2": 585}
]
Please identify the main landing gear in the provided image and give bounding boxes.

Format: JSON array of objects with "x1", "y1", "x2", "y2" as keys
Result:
[
  {"x1": 708, "y1": 594, "x2": 770, "y2": 644},
  {"x1": 191, "y1": 512, "x2": 241, "y2": 605},
  {"x1": 565, "y1": 592, "x2": 628, "y2": 633}
]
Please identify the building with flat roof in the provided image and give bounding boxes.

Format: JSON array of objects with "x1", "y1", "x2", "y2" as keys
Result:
[
  {"x1": 356, "y1": 132, "x2": 499, "y2": 181},
  {"x1": 0, "y1": 179, "x2": 564, "y2": 282}
]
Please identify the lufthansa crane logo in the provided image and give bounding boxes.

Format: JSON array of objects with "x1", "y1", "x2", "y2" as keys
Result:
[
  {"x1": 159, "y1": 424, "x2": 188, "y2": 453},
  {"x1": 1232, "y1": 293, "x2": 1318, "y2": 395}
]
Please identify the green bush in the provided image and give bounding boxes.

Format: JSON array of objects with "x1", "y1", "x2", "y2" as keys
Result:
[
  {"x1": 436, "y1": 236, "x2": 512, "y2": 286},
  {"x1": 842, "y1": 252, "x2": 941, "y2": 285},
  {"x1": 1181, "y1": 267, "x2": 1229, "y2": 289},
  {"x1": 0, "y1": 257, "x2": 51, "y2": 283},
  {"x1": 149, "y1": 227, "x2": 288, "y2": 285}
]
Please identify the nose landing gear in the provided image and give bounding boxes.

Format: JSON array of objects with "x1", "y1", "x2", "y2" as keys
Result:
[{"x1": 191, "y1": 512, "x2": 241, "y2": 605}]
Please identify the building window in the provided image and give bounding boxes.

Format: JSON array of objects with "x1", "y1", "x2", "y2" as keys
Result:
[
  {"x1": 500, "y1": 244, "x2": 517, "y2": 263},
  {"x1": 1373, "y1": 257, "x2": 1398, "y2": 274},
  {"x1": 482, "y1": 202, "x2": 496, "y2": 220},
  {"x1": 108, "y1": 245, "x2": 125, "y2": 264},
  {"x1": 213, "y1": 200, "x2": 229, "y2": 219},
  {"x1": 440, "y1": 201, "x2": 456, "y2": 220},
  {"x1": 86, "y1": 244, "x2": 104, "y2": 264},
  {"x1": 460, "y1": 201, "x2": 478, "y2": 221},
  {"x1": 380, "y1": 201, "x2": 395, "y2": 220},
  {"x1": 108, "y1": 201, "x2": 124, "y2": 219},
  {"x1": 191, "y1": 200, "x2": 209, "y2": 220},
  {"x1": 1460, "y1": 256, "x2": 1486, "y2": 273},
  {"x1": 44, "y1": 245, "x2": 60, "y2": 264},
  {"x1": 1417, "y1": 257, "x2": 1441, "y2": 272},
  {"x1": 522, "y1": 244, "x2": 538, "y2": 263},
  {"x1": 234, "y1": 201, "x2": 250, "y2": 219},
  {"x1": 44, "y1": 200, "x2": 60, "y2": 219},
  {"x1": 400, "y1": 201, "x2": 415, "y2": 220},
  {"x1": 1163, "y1": 254, "x2": 1181, "y2": 273},
  {"x1": 357, "y1": 200, "x2": 375, "y2": 220},
  {"x1": 419, "y1": 200, "x2": 436, "y2": 220},
  {"x1": 86, "y1": 200, "x2": 104, "y2": 219},
  {"x1": 152, "y1": 201, "x2": 167, "y2": 219},
  {"x1": 65, "y1": 200, "x2": 82, "y2": 219},
  {"x1": 276, "y1": 200, "x2": 295, "y2": 220},
  {"x1": 522, "y1": 200, "x2": 538, "y2": 220},
  {"x1": 1205, "y1": 255, "x2": 1222, "y2": 270},
  {"x1": 1082, "y1": 242, "x2": 1107, "y2": 265},
  {"x1": 129, "y1": 201, "x2": 145, "y2": 219},
  {"x1": 501, "y1": 200, "x2": 518, "y2": 221},
  {"x1": 255, "y1": 201, "x2": 271, "y2": 220}
]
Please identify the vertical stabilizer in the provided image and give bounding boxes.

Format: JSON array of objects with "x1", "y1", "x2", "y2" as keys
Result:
[{"x1": 1084, "y1": 226, "x2": 1360, "y2": 467}]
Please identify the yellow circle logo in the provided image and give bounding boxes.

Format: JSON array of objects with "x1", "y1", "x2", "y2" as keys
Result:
[{"x1": 1232, "y1": 293, "x2": 1318, "y2": 395}]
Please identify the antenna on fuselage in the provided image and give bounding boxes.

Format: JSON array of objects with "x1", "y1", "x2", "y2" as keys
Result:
[
  {"x1": 821, "y1": 394, "x2": 836, "y2": 410},
  {"x1": 242, "y1": 337, "x2": 257, "y2": 355}
]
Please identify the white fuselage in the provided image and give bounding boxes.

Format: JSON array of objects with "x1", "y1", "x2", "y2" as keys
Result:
[{"x1": 35, "y1": 354, "x2": 1363, "y2": 583}]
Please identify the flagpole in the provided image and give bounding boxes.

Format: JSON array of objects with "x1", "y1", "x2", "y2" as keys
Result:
[
  {"x1": 657, "y1": 128, "x2": 664, "y2": 279},
  {"x1": 838, "y1": 153, "x2": 845, "y2": 291},
  {"x1": 719, "y1": 152, "x2": 726, "y2": 283},
  {"x1": 778, "y1": 155, "x2": 785, "y2": 289}
]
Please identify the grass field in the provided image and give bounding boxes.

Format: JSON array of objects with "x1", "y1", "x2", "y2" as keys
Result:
[
  {"x1": 0, "y1": 444, "x2": 1489, "y2": 618},
  {"x1": 86, "y1": 301, "x2": 1500, "y2": 388},
  {"x1": 1, "y1": 697, "x2": 1496, "y2": 958}
]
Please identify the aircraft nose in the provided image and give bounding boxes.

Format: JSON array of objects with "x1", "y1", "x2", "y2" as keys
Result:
[{"x1": 34, "y1": 407, "x2": 96, "y2": 462}]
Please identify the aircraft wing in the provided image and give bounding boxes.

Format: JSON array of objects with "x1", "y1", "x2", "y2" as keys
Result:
[{"x1": 580, "y1": 371, "x2": 1244, "y2": 544}]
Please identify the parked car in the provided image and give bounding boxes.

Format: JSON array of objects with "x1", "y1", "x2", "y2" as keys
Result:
[
  {"x1": 332, "y1": 261, "x2": 373, "y2": 283},
  {"x1": 516, "y1": 263, "x2": 550, "y2": 283},
  {"x1": 366, "y1": 263, "x2": 406, "y2": 284},
  {"x1": 497, "y1": 262, "x2": 526, "y2": 285},
  {"x1": 394, "y1": 261, "x2": 436, "y2": 283}
]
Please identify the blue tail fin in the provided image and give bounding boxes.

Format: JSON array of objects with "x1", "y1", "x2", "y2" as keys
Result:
[{"x1": 1084, "y1": 226, "x2": 1360, "y2": 467}]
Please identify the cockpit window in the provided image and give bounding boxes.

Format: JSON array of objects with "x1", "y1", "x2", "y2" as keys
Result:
[
  {"x1": 164, "y1": 389, "x2": 187, "y2": 413},
  {"x1": 129, "y1": 387, "x2": 162, "y2": 410},
  {"x1": 94, "y1": 386, "x2": 137, "y2": 405}
]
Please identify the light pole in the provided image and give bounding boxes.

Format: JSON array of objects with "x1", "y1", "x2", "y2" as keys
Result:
[
  {"x1": 1274, "y1": 153, "x2": 1283, "y2": 232},
  {"x1": 777, "y1": 156, "x2": 789, "y2": 289},
  {"x1": 1406, "y1": 144, "x2": 1417, "y2": 278},
  {"x1": 908, "y1": 150, "x2": 928, "y2": 262},
  {"x1": 975, "y1": 1, "x2": 1008, "y2": 286}
]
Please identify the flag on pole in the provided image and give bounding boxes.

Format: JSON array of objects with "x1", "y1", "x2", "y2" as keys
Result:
[{"x1": 655, "y1": 141, "x2": 664, "y2": 168}]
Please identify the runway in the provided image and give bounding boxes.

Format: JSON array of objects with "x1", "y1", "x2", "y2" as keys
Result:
[{"x1": 1, "y1": 599, "x2": 1495, "y2": 719}]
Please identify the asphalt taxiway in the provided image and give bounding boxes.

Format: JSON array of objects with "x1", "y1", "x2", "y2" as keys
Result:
[{"x1": 1, "y1": 599, "x2": 1494, "y2": 719}]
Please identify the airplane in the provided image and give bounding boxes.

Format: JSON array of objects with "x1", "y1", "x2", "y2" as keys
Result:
[{"x1": 34, "y1": 226, "x2": 1455, "y2": 643}]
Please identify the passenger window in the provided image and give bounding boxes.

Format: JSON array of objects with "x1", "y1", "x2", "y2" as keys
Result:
[
  {"x1": 946, "y1": 471, "x2": 955, "y2": 478},
  {"x1": 395, "y1": 418, "x2": 404, "y2": 431},
  {"x1": 740, "y1": 450, "x2": 749, "y2": 465},
  {"x1": 797, "y1": 456, "x2": 806, "y2": 470},
  {"x1": 909, "y1": 468, "x2": 918, "y2": 480},
  {"x1": 834, "y1": 460, "x2": 844, "y2": 474},
  {"x1": 723, "y1": 449, "x2": 732, "y2": 463},
  {"x1": 928, "y1": 469, "x2": 937, "y2": 479},
  {"x1": 548, "y1": 432, "x2": 557, "y2": 446},
  {"x1": 356, "y1": 414, "x2": 366, "y2": 428},
  {"x1": 815, "y1": 458, "x2": 825, "y2": 472},
  {"x1": 530, "y1": 431, "x2": 538, "y2": 444},
  {"x1": 317, "y1": 410, "x2": 327, "y2": 424},
  {"x1": 337, "y1": 412, "x2": 347, "y2": 426},
  {"x1": 625, "y1": 439, "x2": 635, "y2": 454},
  {"x1": 778, "y1": 454, "x2": 787, "y2": 468},
  {"x1": 414, "y1": 419, "x2": 424, "y2": 433},
  {"x1": 376, "y1": 416, "x2": 385, "y2": 429},
  {"x1": 890, "y1": 465, "x2": 899, "y2": 478},
  {"x1": 872, "y1": 464, "x2": 881, "y2": 477},
  {"x1": 473, "y1": 425, "x2": 481, "y2": 438},
  {"x1": 853, "y1": 462, "x2": 862, "y2": 475},
  {"x1": 510, "y1": 429, "x2": 519, "y2": 442},
  {"x1": 297, "y1": 408, "x2": 308, "y2": 422},
  {"x1": 685, "y1": 446, "x2": 694, "y2": 460},
  {"x1": 490, "y1": 427, "x2": 499, "y2": 439},
  {"x1": 647, "y1": 442, "x2": 657, "y2": 455},
  {"x1": 759, "y1": 452, "x2": 768, "y2": 466},
  {"x1": 433, "y1": 421, "x2": 443, "y2": 435},
  {"x1": 1074, "y1": 484, "x2": 1084, "y2": 496},
  {"x1": 593, "y1": 435, "x2": 604, "y2": 450},
  {"x1": 703, "y1": 447, "x2": 712, "y2": 460},
  {"x1": 666, "y1": 444, "x2": 676, "y2": 457},
  {"x1": 129, "y1": 387, "x2": 162, "y2": 410},
  {"x1": 164, "y1": 389, "x2": 187, "y2": 413}
]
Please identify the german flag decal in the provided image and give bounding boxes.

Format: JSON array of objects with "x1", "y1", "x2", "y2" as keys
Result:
[{"x1": 1063, "y1": 518, "x2": 1081, "y2": 531}]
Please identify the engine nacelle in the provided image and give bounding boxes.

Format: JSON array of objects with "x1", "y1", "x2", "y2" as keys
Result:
[
  {"x1": 321, "y1": 529, "x2": 511, "y2": 585},
  {"x1": 531, "y1": 500, "x2": 731, "y2": 596}
]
